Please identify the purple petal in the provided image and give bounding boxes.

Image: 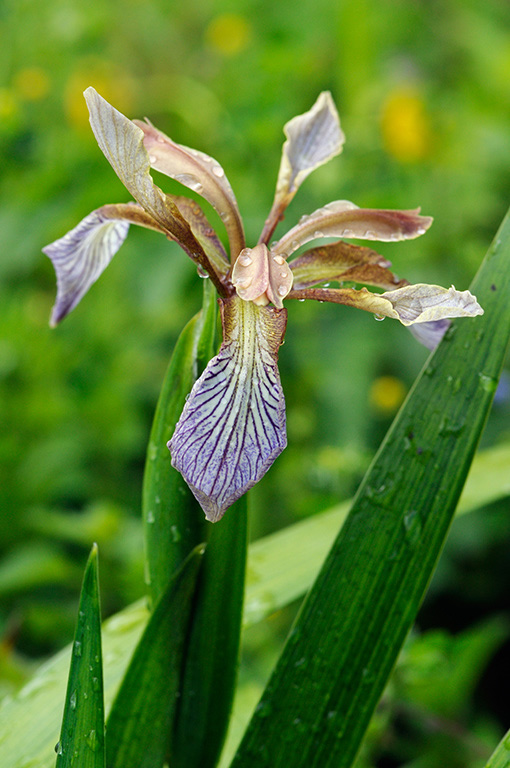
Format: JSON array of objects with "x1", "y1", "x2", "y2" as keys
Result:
[
  {"x1": 43, "y1": 207, "x2": 131, "y2": 325},
  {"x1": 169, "y1": 296, "x2": 288, "y2": 521},
  {"x1": 408, "y1": 319, "x2": 451, "y2": 349}
]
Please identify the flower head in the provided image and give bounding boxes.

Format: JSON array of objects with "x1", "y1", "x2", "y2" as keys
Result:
[{"x1": 44, "y1": 88, "x2": 483, "y2": 521}]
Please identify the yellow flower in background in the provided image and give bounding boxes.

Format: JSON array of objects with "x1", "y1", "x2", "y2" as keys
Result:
[
  {"x1": 206, "y1": 14, "x2": 251, "y2": 56},
  {"x1": 369, "y1": 375, "x2": 407, "y2": 415},
  {"x1": 14, "y1": 67, "x2": 50, "y2": 101},
  {"x1": 381, "y1": 88, "x2": 432, "y2": 163},
  {"x1": 0, "y1": 88, "x2": 18, "y2": 121},
  {"x1": 64, "y1": 64, "x2": 136, "y2": 130}
]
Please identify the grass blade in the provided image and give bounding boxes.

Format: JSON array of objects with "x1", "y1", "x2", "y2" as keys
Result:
[
  {"x1": 143, "y1": 279, "x2": 217, "y2": 605},
  {"x1": 56, "y1": 544, "x2": 104, "y2": 768},
  {"x1": 230, "y1": 211, "x2": 510, "y2": 768},
  {"x1": 105, "y1": 545, "x2": 204, "y2": 768}
]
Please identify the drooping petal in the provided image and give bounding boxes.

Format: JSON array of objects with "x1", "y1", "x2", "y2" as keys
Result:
[
  {"x1": 84, "y1": 88, "x2": 227, "y2": 293},
  {"x1": 43, "y1": 204, "x2": 160, "y2": 326},
  {"x1": 259, "y1": 92, "x2": 344, "y2": 244},
  {"x1": 232, "y1": 244, "x2": 293, "y2": 308},
  {"x1": 408, "y1": 319, "x2": 451, "y2": 350},
  {"x1": 288, "y1": 283, "x2": 483, "y2": 325},
  {"x1": 169, "y1": 296, "x2": 288, "y2": 522},
  {"x1": 135, "y1": 120, "x2": 246, "y2": 260},
  {"x1": 273, "y1": 202, "x2": 433, "y2": 259},
  {"x1": 290, "y1": 240, "x2": 404, "y2": 290}
]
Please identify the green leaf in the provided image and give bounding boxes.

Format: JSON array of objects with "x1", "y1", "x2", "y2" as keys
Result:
[
  {"x1": 229, "y1": 211, "x2": 510, "y2": 767},
  {"x1": 105, "y1": 545, "x2": 204, "y2": 768},
  {"x1": 56, "y1": 544, "x2": 104, "y2": 768},
  {"x1": 484, "y1": 731, "x2": 510, "y2": 768},
  {"x1": 143, "y1": 278, "x2": 217, "y2": 605},
  {"x1": 172, "y1": 496, "x2": 248, "y2": 768},
  {"x1": 244, "y1": 440, "x2": 510, "y2": 626}
]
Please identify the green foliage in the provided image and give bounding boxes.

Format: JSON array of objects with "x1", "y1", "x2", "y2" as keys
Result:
[{"x1": 1, "y1": 1, "x2": 510, "y2": 765}]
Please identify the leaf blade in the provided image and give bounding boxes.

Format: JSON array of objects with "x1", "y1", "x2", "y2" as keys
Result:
[
  {"x1": 56, "y1": 545, "x2": 104, "y2": 768},
  {"x1": 230, "y1": 209, "x2": 510, "y2": 768}
]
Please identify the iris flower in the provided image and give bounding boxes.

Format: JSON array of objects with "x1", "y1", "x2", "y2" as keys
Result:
[{"x1": 44, "y1": 89, "x2": 483, "y2": 521}]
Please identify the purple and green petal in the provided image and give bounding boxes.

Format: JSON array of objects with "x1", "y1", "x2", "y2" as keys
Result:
[
  {"x1": 172, "y1": 195, "x2": 230, "y2": 276},
  {"x1": 290, "y1": 240, "x2": 403, "y2": 290},
  {"x1": 43, "y1": 205, "x2": 144, "y2": 326},
  {"x1": 408, "y1": 319, "x2": 451, "y2": 350},
  {"x1": 169, "y1": 296, "x2": 287, "y2": 522},
  {"x1": 288, "y1": 283, "x2": 483, "y2": 325},
  {"x1": 273, "y1": 202, "x2": 433, "y2": 259},
  {"x1": 135, "y1": 119, "x2": 246, "y2": 261},
  {"x1": 260, "y1": 92, "x2": 344, "y2": 244}
]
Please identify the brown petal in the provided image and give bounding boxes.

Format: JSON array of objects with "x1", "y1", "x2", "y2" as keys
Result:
[{"x1": 135, "y1": 120, "x2": 246, "y2": 260}]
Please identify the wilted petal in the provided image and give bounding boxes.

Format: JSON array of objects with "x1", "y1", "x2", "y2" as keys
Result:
[
  {"x1": 408, "y1": 319, "x2": 451, "y2": 350},
  {"x1": 232, "y1": 244, "x2": 294, "y2": 308},
  {"x1": 84, "y1": 88, "x2": 225, "y2": 289},
  {"x1": 288, "y1": 283, "x2": 483, "y2": 325},
  {"x1": 169, "y1": 296, "x2": 287, "y2": 521},
  {"x1": 259, "y1": 92, "x2": 344, "y2": 244},
  {"x1": 290, "y1": 240, "x2": 404, "y2": 290},
  {"x1": 380, "y1": 284, "x2": 484, "y2": 324},
  {"x1": 273, "y1": 202, "x2": 433, "y2": 259},
  {"x1": 43, "y1": 204, "x2": 158, "y2": 326},
  {"x1": 135, "y1": 120, "x2": 245, "y2": 260}
]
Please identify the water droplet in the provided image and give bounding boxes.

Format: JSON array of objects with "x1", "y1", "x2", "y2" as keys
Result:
[
  {"x1": 149, "y1": 154, "x2": 157, "y2": 164},
  {"x1": 313, "y1": 230, "x2": 324, "y2": 239},
  {"x1": 196, "y1": 265, "x2": 209, "y2": 279},
  {"x1": 212, "y1": 165, "x2": 224, "y2": 177},
  {"x1": 298, "y1": 298, "x2": 305, "y2": 302},
  {"x1": 280, "y1": 270, "x2": 288, "y2": 278},
  {"x1": 239, "y1": 253, "x2": 252, "y2": 266},
  {"x1": 272, "y1": 254, "x2": 285, "y2": 265},
  {"x1": 479, "y1": 373, "x2": 498, "y2": 394},
  {"x1": 219, "y1": 211, "x2": 231, "y2": 222},
  {"x1": 403, "y1": 509, "x2": 422, "y2": 545},
  {"x1": 170, "y1": 525, "x2": 181, "y2": 543},
  {"x1": 86, "y1": 730, "x2": 99, "y2": 751},
  {"x1": 55, "y1": 742, "x2": 63, "y2": 755},
  {"x1": 146, "y1": 509, "x2": 155, "y2": 524},
  {"x1": 70, "y1": 690, "x2": 77, "y2": 710},
  {"x1": 374, "y1": 314, "x2": 385, "y2": 322},
  {"x1": 74, "y1": 641, "x2": 82, "y2": 657},
  {"x1": 278, "y1": 285, "x2": 288, "y2": 296}
]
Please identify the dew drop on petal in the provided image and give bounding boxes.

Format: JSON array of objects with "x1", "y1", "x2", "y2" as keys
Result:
[
  {"x1": 313, "y1": 230, "x2": 324, "y2": 239},
  {"x1": 278, "y1": 285, "x2": 288, "y2": 296},
  {"x1": 239, "y1": 253, "x2": 253, "y2": 266},
  {"x1": 149, "y1": 155, "x2": 158, "y2": 164},
  {"x1": 212, "y1": 165, "x2": 224, "y2": 177},
  {"x1": 280, "y1": 270, "x2": 288, "y2": 278},
  {"x1": 272, "y1": 254, "x2": 285, "y2": 265},
  {"x1": 374, "y1": 314, "x2": 385, "y2": 321}
]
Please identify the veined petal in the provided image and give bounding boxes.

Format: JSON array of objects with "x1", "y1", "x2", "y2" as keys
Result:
[
  {"x1": 276, "y1": 91, "x2": 344, "y2": 199},
  {"x1": 290, "y1": 240, "x2": 404, "y2": 290},
  {"x1": 288, "y1": 283, "x2": 483, "y2": 326},
  {"x1": 169, "y1": 296, "x2": 287, "y2": 522},
  {"x1": 273, "y1": 202, "x2": 433, "y2": 259},
  {"x1": 43, "y1": 204, "x2": 158, "y2": 326},
  {"x1": 232, "y1": 244, "x2": 294, "y2": 308},
  {"x1": 259, "y1": 92, "x2": 344, "y2": 244},
  {"x1": 84, "y1": 88, "x2": 226, "y2": 292},
  {"x1": 135, "y1": 120, "x2": 245, "y2": 260}
]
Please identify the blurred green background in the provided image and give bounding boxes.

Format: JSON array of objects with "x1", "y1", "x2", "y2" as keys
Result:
[{"x1": 1, "y1": 0, "x2": 510, "y2": 763}]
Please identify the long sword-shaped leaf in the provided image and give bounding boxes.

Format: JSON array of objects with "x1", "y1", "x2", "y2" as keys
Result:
[
  {"x1": 143, "y1": 279, "x2": 217, "y2": 605},
  {"x1": 230, "y1": 211, "x2": 510, "y2": 768},
  {"x1": 172, "y1": 497, "x2": 247, "y2": 768},
  {"x1": 56, "y1": 545, "x2": 104, "y2": 768},
  {"x1": 0, "y1": 440, "x2": 508, "y2": 768},
  {"x1": 105, "y1": 546, "x2": 204, "y2": 768},
  {"x1": 484, "y1": 730, "x2": 510, "y2": 768}
]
